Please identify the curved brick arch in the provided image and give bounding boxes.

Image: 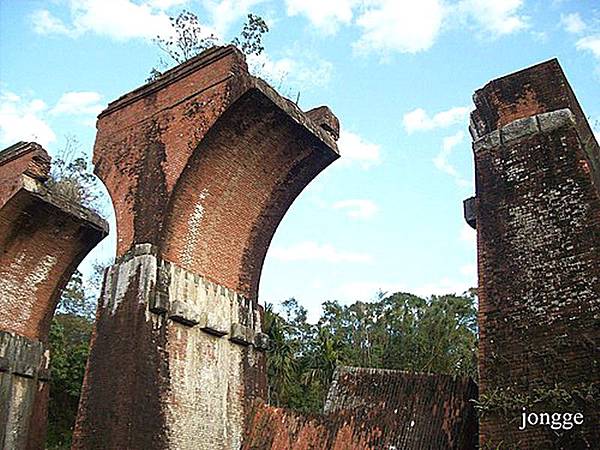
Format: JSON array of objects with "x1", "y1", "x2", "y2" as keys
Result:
[
  {"x1": 74, "y1": 47, "x2": 340, "y2": 449},
  {"x1": 0, "y1": 191, "x2": 102, "y2": 342},
  {"x1": 160, "y1": 88, "x2": 338, "y2": 299},
  {"x1": 0, "y1": 142, "x2": 108, "y2": 450}
]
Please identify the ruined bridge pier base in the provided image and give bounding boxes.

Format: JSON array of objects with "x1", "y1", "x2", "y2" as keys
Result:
[
  {"x1": 466, "y1": 59, "x2": 600, "y2": 448},
  {"x1": 0, "y1": 142, "x2": 108, "y2": 450},
  {"x1": 72, "y1": 46, "x2": 339, "y2": 449}
]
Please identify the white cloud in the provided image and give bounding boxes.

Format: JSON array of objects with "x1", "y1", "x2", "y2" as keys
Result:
[
  {"x1": 460, "y1": 263, "x2": 477, "y2": 278},
  {"x1": 149, "y1": 0, "x2": 188, "y2": 8},
  {"x1": 409, "y1": 261, "x2": 478, "y2": 298},
  {"x1": 203, "y1": 0, "x2": 266, "y2": 38},
  {"x1": 403, "y1": 106, "x2": 470, "y2": 134},
  {"x1": 31, "y1": 0, "x2": 176, "y2": 40},
  {"x1": 456, "y1": 0, "x2": 528, "y2": 36},
  {"x1": 0, "y1": 88, "x2": 106, "y2": 148},
  {"x1": 337, "y1": 129, "x2": 381, "y2": 168},
  {"x1": 286, "y1": 0, "x2": 356, "y2": 35},
  {"x1": 354, "y1": 0, "x2": 445, "y2": 55},
  {"x1": 31, "y1": 10, "x2": 73, "y2": 35},
  {"x1": 0, "y1": 91, "x2": 56, "y2": 147},
  {"x1": 434, "y1": 130, "x2": 463, "y2": 173},
  {"x1": 561, "y1": 12, "x2": 586, "y2": 34},
  {"x1": 576, "y1": 35, "x2": 600, "y2": 60},
  {"x1": 332, "y1": 199, "x2": 379, "y2": 219},
  {"x1": 530, "y1": 31, "x2": 548, "y2": 43},
  {"x1": 248, "y1": 52, "x2": 293, "y2": 83},
  {"x1": 336, "y1": 273, "x2": 478, "y2": 303},
  {"x1": 31, "y1": 0, "x2": 268, "y2": 42},
  {"x1": 285, "y1": 0, "x2": 528, "y2": 57},
  {"x1": 51, "y1": 91, "x2": 104, "y2": 116},
  {"x1": 270, "y1": 241, "x2": 372, "y2": 263},
  {"x1": 433, "y1": 130, "x2": 470, "y2": 187},
  {"x1": 247, "y1": 51, "x2": 333, "y2": 91}
]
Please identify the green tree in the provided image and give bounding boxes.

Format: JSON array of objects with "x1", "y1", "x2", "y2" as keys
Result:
[
  {"x1": 149, "y1": 11, "x2": 269, "y2": 81},
  {"x1": 46, "y1": 262, "x2": 109, "y2": 449},
  {"x1": 55, "y1": 270, "x2": 95, "y2": 319},
  {"x1": 380, "y1": 292, "x2": 478, "y2": 377},
  {"x1": 45, "y1": 138, "x2": 109, "y2": 448},
  {"x1": 231, "y1": 13, "x2": 269, "y2": 56},
  {"x1": 263, "y1": 303, "x2": 299, "y2": 407},
  {"x1": 46, "y1": 314, "x2": 93, "y2": 450},
  {"x1": 265, "y1": 290, "x2": 479, "y2": 413},
  {"x1": 46, "y1": 135, "x2": 102, "y2": 213},
  {"x1": 154, "y1": 10, "x2": 218, "y2": 65}
]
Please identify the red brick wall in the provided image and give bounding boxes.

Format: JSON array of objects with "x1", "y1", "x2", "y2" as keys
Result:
[
  {"x1": 160, "y1": 90, "x2": 337, "y2": 299},
  {"x1": 72, "y1": 261, "x2": 172, "y2": 450},
  {"x1": 243, "y1": 366, "x2": 479, "y2": 450},
  {"x1": 472, "y1": 61, "x2": 600, "y2": 448},
  {"x1": 0, "y1": 142, "x2": 50, "y2": 206},
  {"x1": 93, "y1": 46, "x2": 244, "y2": 257},
  {"x1": 74, "y1": 46, "x2": 339, "y2": 449},
  {"x1": 0, "y1": 142, "x2": 107, "y2": 343},
  {"x1": 0, "y1": 142, "x2": 108, "y2": 450},
  {"x1": 93, "y1": 46, "x2": 337, "y2": 299},
  {"x1": 0, "y1": 191, "x2": 101, "y2": 342}
]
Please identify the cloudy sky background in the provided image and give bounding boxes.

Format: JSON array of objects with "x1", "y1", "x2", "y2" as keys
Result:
[{"x1": 1, "y1": 0, "x2": 599, "y2": 321}]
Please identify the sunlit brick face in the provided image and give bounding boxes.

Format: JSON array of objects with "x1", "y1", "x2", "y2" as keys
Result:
[
  {"x1": 0, "y1": 141, "x2": 107, "y2": 450},
  {"x1": 73, "y1": 46, "x2": 339, "y2": 449}
]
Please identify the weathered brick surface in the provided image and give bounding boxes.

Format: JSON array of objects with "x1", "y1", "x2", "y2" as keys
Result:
[
  {"x1": 91, "y1": 45, "x2": 337, "y2": 301},
  {"x1": 74, "y1": 46, "x2": 339, "y2": 449},
  {"x1": 243, "y1": 367, "x2": 478, "y2": 449},
  {"x1": 469, "y1": 61, "x2": 600, "y2": 448},
  {"x1": 0, "y1": 142, "x2": 108, "y2": 449},
  {"x1": 0, "y1": 331, "x2": 50, "y2": 450}
]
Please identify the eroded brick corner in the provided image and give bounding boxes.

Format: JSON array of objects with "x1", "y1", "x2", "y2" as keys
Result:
[{"x1": 0, "y1": 141, "x2": 108, "y2": 450}]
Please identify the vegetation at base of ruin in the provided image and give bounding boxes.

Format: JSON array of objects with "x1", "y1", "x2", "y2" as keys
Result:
[
  {"x1": 474, "y1": 382, "x2": 600, "y2": 418},
  {"x1": 46, "y1": 135, "x2": 104, "y2": 215},
  {"x1": 479, "y1": 441, "x2": 511, "y2": 450},
  {"x1": 474, "y1": 383, "x2": 599, "y2": 449},
  {"x1": 148, "y1": 11, "x2": 269, "y2": 82},
  {"x1": 264, "y1": 290, "x2": 479, "y2": 412},
  {"x1": 47, "y1": 264, "x2": 105, "y2": 449},
  {"x1": 44, "y1": 287, "x2": 477, "y2": 445},
  {"x1": 46, "y1": 312, "x2": 93, "y2": 449}
]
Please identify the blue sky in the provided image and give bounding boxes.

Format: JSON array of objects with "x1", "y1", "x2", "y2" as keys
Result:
[{"x1": 1, "y1": 0, "x2": 599, "y2": 321}]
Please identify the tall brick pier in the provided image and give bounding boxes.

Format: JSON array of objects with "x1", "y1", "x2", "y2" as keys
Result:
[
  {"x1": 0, "y1": 142, "x2": 108, "y2": 449},
  {"x1": 466, "y1": 60, "x2": 600, "y2": 448},
  {"x1": 72, "y1": 46, "x2": 339, "y2": 449}
]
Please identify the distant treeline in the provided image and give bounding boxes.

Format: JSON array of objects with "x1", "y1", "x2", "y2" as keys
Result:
[
  {"x1": 264, "y1": 291, "x2": 478, "y2": 412},
  {"x1": 47, "y1": 271, "x2": 478, "y2": 448}
]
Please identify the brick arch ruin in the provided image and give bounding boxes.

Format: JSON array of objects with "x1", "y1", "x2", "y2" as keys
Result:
[
  {"x1": 0, "y1": 142, "x2": 108, "y2": 449},
  {"x1": 1, "y1": 47, "x2": 599, "y2": 450},
  {"x1": 159, "y1": 89, "x2": 339, "y2": 300},
  {"x1": 71, "y1": 46, "x2": 340, "y2": 449}
]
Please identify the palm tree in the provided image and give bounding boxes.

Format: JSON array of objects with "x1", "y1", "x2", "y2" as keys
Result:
[{"x1": 263, "y1": 304, "x2": 298, "y2": 406}]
